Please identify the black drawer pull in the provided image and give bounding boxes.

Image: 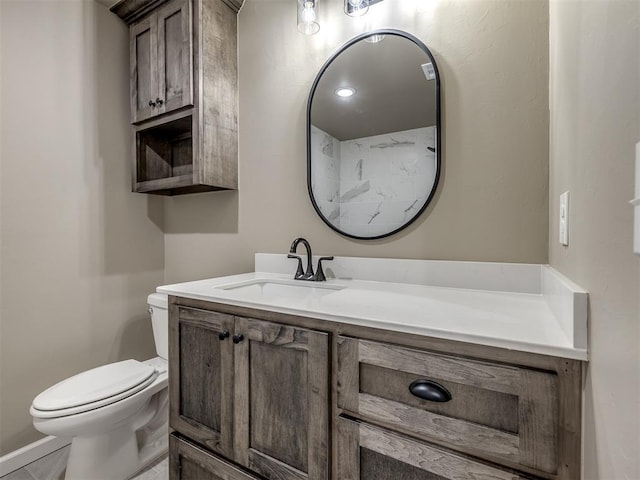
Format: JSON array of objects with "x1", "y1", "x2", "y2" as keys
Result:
[
  {"x1": 218, "y1": 331, "x2": 230, "y2": 341},
  {"x1": 232, "y1": 334, "x2": 244, "y2": 344},
  {"x1": 409, "y1": 380, "x2": 452, "y2": 402}
]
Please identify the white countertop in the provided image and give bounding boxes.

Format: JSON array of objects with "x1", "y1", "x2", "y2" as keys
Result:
[{"x1": 158, "y1": 255, "x2": 588, "y2": 361}]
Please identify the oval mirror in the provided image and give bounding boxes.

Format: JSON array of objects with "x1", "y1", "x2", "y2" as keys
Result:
[{"x1": 307, "y1": 29, "x2": 441, "y2": 239}]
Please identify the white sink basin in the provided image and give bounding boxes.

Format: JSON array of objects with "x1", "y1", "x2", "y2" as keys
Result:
[{"x1": 214, "y1": 278, "x2": 345, "y2": 301}]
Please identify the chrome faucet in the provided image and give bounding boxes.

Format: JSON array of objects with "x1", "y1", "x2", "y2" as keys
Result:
[{"x1": 287, "y1": 237, "x2": 333, "y2": 281}]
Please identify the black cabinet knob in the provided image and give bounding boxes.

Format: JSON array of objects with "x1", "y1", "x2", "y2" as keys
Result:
[
  {"x1": 156, "y1": 98, "x2": 164, "y2": 106},
  {"x1": 148, "y1": 100, "x2": 156, "y2": 107},
  {"x1": 409, "y1": 380, "x2": 452, "y2": 403},
  {"x1": 218, "y1": 331, "x2": 230, "y2": 341},
  {"x1": 232, "y1": 334, "x2": 244, "y2": 344}
]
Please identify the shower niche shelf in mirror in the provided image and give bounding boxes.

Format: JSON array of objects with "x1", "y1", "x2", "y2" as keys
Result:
[{"x1": 307, "y1": 30, "x2": 441, "y2": 239}]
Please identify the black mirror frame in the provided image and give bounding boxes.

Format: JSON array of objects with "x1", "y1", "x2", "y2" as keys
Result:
[{"x1": 306, "y1": 29, "x2": 442, "y2": 240}]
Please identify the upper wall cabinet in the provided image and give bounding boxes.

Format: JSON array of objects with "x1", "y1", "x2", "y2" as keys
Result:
[
  {"x1": 130, "y1": 0, "x2": 193, "y2": 124},
  {"x1": 111, "y1": 0, "x2": 242, "y2": 195}
]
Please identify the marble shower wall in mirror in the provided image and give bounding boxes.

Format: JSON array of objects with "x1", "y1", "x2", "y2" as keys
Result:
[
  {"x1": 307, "y1": 30, "x2": 441, "y2": 239},
  {"x1": 310, "y1": 125, "x2": 437, "y2": 238}
]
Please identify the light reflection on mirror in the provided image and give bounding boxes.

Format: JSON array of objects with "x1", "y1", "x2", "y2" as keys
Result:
[{"x1": 307, "y1": 30, "x2": 441, "y2": 239}]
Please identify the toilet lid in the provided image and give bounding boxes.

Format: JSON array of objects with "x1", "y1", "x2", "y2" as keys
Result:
[{"x1": 32, "y1": 360, "x2": 156, "y2": 412}]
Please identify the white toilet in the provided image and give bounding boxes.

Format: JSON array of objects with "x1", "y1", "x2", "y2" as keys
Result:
[{"x1": 30, "y1": 293, "x2": 169, "y2": 480}]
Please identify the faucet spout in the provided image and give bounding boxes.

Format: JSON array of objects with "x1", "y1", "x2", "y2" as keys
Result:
[{"x1": 289, "y1": 237, "x2": 314, "y2": 280}]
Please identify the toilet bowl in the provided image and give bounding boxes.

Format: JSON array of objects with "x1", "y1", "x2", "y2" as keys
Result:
[{"x1": 30, "y1": 293, "x2": 169, "y2": 480}]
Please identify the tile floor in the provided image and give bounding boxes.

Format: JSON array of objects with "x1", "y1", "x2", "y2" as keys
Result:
[{"x1": 0, "y1": 446, "x2": 168, "y2": 480}]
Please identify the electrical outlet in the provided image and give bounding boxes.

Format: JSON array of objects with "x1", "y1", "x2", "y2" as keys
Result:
[{"x1": 559, "y1": 191, "x2": 570, "y2": 246}]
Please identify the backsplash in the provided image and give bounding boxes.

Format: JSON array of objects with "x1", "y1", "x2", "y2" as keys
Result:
[{"x1": 310, "y1": 125, "x2": 437, "y2": 236}]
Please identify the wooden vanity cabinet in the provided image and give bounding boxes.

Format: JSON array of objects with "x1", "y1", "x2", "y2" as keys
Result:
[
  {"x1": 111, "y1": 0, "x2": 240, "y2": 195},
  {"x1": 169, "y1": 296, "x2": 582, "y2": 480},
  {"x1": 169, "y1": 305, "x2": 330, "y2": 480}
]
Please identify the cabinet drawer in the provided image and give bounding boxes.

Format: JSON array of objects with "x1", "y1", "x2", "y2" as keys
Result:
[
  {"x1": 170, "y1": 434, "x2": 260, "y2": 480},
  {"x1": 337, "y1": 337, "x2": 558, "y2": 475},
  {"x1": 337, "y1": 417, "x2": 529, "y2": 480}
]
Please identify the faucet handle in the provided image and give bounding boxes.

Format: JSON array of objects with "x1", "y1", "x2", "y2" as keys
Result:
[
  {"x1": 287, "y1": 254, "x2": 305, "y2": 279},
  {"x1": 314, "y1": 256, "x2": 334, "y2": 282}
]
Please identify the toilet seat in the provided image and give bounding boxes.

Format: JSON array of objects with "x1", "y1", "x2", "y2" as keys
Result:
[{"x1": 31, "y1": 360, "x2": 157, "y2": 419}]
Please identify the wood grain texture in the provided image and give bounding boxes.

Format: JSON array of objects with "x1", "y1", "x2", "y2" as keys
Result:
[
  {"x1": 336, "y1": 336, "x2": 359, "y2": 412},
  {"x1": 358, "y1": 393, "x2": 520, "y2": 460},
  {"x1": 130, "y1": 15, "x2": 157, "y2": 124},
  {"x1": 556, "y1": 359, "x2": 582, "y2": 480},
  {"x1": 179, "y1": 321, "x2": 222, "y2": 431},
  {"x1": 307, "y1": 328, "x2": 330, "y2": 480},
  {"x1": 358, "y1": 422, "x2": 524, "y2": 480},
  {"x1": 519, "y1": 369, "x2": 559, "y2": 473},
  {"x1": 111, "y1": 0, "x2": 170, "y2": 24},
  {"x1": 157, "y1": 0, "x2": 193, "y2": 116},
  {"x1": 250, "y1": 341, "x2": 308, "y2": 471},
  {"x1": 169, "y1": 307, "x2": 234, "y2": 457},
  {"x1": 360, "y1": 448, "x2": 449, "y2": 480},
  {"x1": 336, "y1": 417, "x2": 360, "y2": 480},
  {"x1": 358, "y1": 339, "x2": 521, "y2": 395},
  {"x1": 232, "y1": 316, "x2": 250, "y2": 467},
  {"x1": 170, "y1": 434, "x2": 260, "y2": 480},
  {"x1": 244, "y1": 318, "x2": 310, "y2": 350},
  {"x1": 248, "y1": 450, "x2": 307, "y2": 480},
  {"x1": 359, "y1": 363, "x2": 519, "y2": 433},
  {"x1": 234, "y1": 316, "x2": 329, "y2": 480},
  {"x1": 198, "y1": 0, "x2": 238, "y2": 189}
]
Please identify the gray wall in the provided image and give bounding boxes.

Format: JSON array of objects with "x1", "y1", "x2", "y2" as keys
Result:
[
  {"x1": 0, "y1": 1, "x2": 165, "y2": 455},
  {"x1": 164, "y1": 0, "x2": 550, "y2": 283},
  {"x1": 549, "y1": 1, "x2": 640, "y2": 477}
]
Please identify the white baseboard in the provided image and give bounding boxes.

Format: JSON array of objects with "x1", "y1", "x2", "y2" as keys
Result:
[{"x1": 0, "y1": 436, "x2": 71, "y2": 476}]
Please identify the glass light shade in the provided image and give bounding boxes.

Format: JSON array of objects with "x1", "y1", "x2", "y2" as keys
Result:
[
  {"x1": 298, "y1": 0, "x2": 320, "y2": 35},
  {"x1": 344, "y1": 0, "x2": 369, "y2": 17}
]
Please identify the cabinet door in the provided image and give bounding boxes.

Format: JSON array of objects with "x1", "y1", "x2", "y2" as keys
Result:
[
  {"x1": 170, "y1": 434, "x2": 260, "y2": 480},
  {"x1": 337, "y1": 418, "x2": 526, "y2": 480},
  {"x1": 156, "y1": 0, "x2": 193, "y2": 117},
  {"x1": 170, "y1": 306, "x2": 234, "y2": 458},
  {"x1": 130, "y1": 14, "x2": 158, "y2": 124},
  {"x1": 233, "y1": 317, "x2": 329, "y2": 480}
]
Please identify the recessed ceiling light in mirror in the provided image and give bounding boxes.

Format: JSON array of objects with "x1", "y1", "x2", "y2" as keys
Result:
[{"x1": 335, "y1": 87, "x2": 356, "y2": 97}]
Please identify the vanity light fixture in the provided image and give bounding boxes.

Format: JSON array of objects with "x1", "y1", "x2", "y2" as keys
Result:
[
  {"x1": 298, "y1": 0, "x2": 320, "y2": 35},
  {"x1": 335, "y1": 87, "x2": 356, "y2": 97},
  {"x1": 344, "y1": 0, "x2": 369, "y2": 16}
]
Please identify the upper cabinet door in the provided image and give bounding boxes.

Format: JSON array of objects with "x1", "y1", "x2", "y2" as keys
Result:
[
  {"x1": 156, "y1": 0, "x2": 193, "y2": 117},
  {"x1": 130, "y1": 0, "x2": 193, "y2": 124},
  {"x1": 130, "y1": 15, "x2": 158, "y2": 124},
  {"x1": 233, "y1": 317, "x2": 330, "y2": 480}
]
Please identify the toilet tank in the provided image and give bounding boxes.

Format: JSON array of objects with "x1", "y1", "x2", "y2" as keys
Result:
[{"x1": 147, "y1": 293, "x2": 168, "y2": 360}]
